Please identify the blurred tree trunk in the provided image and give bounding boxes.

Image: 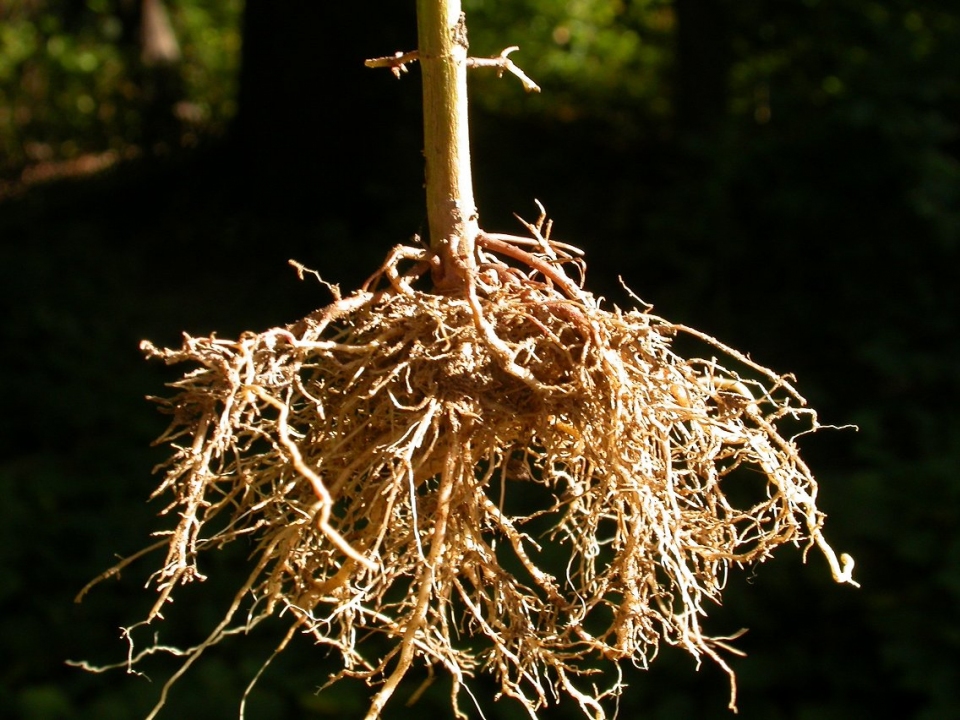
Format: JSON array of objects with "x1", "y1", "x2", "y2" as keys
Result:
[
  {"x1": 138, "y1": 0, "x2": 183, "y2": 151},
  {"x1": 670, "y1": 0, "x2": 735, "y2": 320},
  {"x1": 674, "y1": 0, "x2": 730, "y2": 137},
  {"x1": 234, "y1": 1, "x2": 420, "y2": 210},
  {"x1": 140, "y1": 0, "x2": 181, "y2": 65}
]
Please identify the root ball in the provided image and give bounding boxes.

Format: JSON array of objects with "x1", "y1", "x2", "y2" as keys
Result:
[{"x1": 126, "y1": 237, "x2": 854, "y2": 718}]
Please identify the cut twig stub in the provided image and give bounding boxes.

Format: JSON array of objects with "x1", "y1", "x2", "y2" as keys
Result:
[{"x1": 366, "y1": 46, "x2": 541, "y2": 92}]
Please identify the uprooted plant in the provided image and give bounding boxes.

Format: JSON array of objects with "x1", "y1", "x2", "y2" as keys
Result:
[{"x1": 73, "y1": 2, "x2": 857, "y2": 719}]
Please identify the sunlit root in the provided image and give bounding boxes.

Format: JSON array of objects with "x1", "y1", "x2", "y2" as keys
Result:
[{"x1": 77, "y1": 210, "x2": 856, "y2": 719}]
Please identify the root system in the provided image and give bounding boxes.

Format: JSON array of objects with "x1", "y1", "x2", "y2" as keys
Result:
[{"x1": 76, "y1": 210, "x2": 856, "y2": 719}]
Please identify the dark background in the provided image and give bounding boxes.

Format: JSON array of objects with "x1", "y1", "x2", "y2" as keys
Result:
[{"x1": 1, "y1": 1, "x2": 958, "y2": 718}]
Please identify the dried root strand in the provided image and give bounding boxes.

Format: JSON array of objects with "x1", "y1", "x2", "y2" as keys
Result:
[{"x1": 77, "y1": 212, "x2": 855, "y2": 719}]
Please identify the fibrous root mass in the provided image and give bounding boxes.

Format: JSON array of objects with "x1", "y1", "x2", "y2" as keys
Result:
[{"x1": 84, "y1": 214, "x2": 856, "y2": 719}]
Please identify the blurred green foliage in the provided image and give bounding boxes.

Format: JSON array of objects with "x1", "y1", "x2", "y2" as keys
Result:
[
  {"x1": 0, "y1": 0, "x2": 241, "y2": 175},
  {"x1": 1, "y1": 0, "x2": 959, "y2": 718},
  {"x1": 464, "y1": 0, "x2": 674, "y2": 130}
]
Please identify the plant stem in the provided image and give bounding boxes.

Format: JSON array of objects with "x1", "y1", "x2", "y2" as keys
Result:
[{"x1": 417, "y1": 0, "x2": 478, "y2": 291}]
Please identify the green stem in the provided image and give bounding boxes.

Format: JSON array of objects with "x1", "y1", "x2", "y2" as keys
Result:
[{"x1": 417, "y1": 0, "x2": 478, "y2": 291}]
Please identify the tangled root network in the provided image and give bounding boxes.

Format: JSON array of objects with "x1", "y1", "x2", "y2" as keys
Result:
[{"x1": 85, "y1": 214, "x2": 856, "y2": 719}]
